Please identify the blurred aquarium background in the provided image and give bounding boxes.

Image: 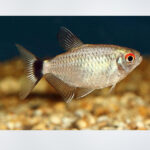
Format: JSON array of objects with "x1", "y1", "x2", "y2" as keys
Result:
[
  {"x1": 0, "y1": 17, "x2": 150, "y2": 130},
  {"x1": 0, "y1": 16, "x2": 150, "y2": 61}
]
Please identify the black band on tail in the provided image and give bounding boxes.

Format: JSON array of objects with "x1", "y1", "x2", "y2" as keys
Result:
[
  {"x1": 16, "y1": 44, "x2": 44, "y2": 99},
  {"x1": 33, "y1": 60, "x2": 43, "y2": 79}
]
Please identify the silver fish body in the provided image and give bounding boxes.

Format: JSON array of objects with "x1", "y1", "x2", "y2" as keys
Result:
[
  {"x1": 43, "y1": 44, "x2": 142, "y2": 89},
  {"x1": 16, "y1": 27, "x2": 142, "y2": 102}
]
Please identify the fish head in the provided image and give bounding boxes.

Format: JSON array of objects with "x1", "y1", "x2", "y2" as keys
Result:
[{"x1": 116, "y1": 47, "x2": 143, "y2": 74}]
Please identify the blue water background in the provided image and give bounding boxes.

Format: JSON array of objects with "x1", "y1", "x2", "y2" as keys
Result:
[{"x1": 0, "y1": 16, "x2": 150, "y2": 61}]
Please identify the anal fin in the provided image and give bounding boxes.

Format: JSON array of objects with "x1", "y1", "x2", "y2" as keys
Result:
[
  {"x1": 75, "y1": 88, "x2": 94, "y2": 99},
  {"x1": 45, "y1": 73, "x2": 94, "y2": 103},
  {"x1": 45, "y1": 73, "x2": 76, "y2": 103}
]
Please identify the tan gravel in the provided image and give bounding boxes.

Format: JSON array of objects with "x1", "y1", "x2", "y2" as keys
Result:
[{"x1": 0, "y1": 57, "x2": 150, "y2": 130}]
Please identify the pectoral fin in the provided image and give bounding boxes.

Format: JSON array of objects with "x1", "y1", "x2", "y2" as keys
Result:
[
  {"x1": 108, "y1": 83, "x2": 116, "y2": 94},
  {"x1": 57, "y1": 27, "x2": 84, "y2": 51}
]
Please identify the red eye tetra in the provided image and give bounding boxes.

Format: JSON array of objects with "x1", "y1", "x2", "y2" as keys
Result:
[{"x1": 125, "y1": 53, "x2": 135, "y2": 63}]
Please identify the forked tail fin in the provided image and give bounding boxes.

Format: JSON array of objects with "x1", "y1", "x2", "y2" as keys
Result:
[{"x1": 16, "y1": 44, "x2": 43, "y2": 99}]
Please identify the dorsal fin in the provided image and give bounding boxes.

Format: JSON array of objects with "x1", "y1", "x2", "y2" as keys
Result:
[{"x1": 57, "y1": 27, "x2": 84, "y2": 51}]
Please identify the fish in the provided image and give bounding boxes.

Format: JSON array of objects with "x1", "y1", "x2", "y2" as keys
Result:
[{"x1": 16, "y1": 27, "x2": 143, "y2": 103}]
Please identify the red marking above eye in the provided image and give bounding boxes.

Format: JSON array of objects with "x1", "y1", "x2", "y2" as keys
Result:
[{"x1": 125, "y1": 53, "x2": 135, "y2": 60}]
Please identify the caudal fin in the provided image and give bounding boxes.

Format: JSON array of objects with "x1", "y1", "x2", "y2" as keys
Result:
[{"x1": 16, "y1": 44, "x2": 43, "y2": 99}]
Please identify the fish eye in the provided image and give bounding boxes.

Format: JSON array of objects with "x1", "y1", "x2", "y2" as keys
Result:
[{"x1": 125, "y1": 53, "x2": 135, "y2": 63}]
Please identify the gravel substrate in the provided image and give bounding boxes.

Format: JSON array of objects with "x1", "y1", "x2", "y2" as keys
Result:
[{"x1": 0, "y1": 57, "x2": 150, "y2": 130}]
